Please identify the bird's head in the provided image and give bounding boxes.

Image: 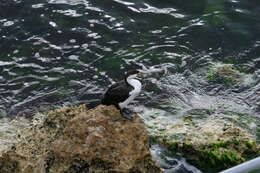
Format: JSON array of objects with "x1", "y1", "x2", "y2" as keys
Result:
[{"x1": 125, "y1": 70, "x2": 142, "y2": 81}]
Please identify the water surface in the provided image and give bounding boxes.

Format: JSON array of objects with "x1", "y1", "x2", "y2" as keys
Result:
[{"x1": 1, "y1": 0, "x2": 259, "y2": 115}]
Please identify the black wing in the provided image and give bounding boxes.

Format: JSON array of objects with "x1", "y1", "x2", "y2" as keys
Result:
[{"x1": 101, "y1": 81, "x2": 132, "y2": 107}]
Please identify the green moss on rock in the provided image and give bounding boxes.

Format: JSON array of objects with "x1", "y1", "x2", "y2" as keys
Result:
[
  {"x1": 149, "y1": 135, "x2": 160, "y2": 144},
  {"x1": 154, "y1": 137, "x2": 259, "y2": 172},
  {"x1": 200, "y1": 148, "x2": 242, "y2": 171},
  {"x1": 147, "y1": 115, "x2": 260, "y2": 173},
  {"x1": 205, "y1": 64, "x2": 241, "y2": 86}
]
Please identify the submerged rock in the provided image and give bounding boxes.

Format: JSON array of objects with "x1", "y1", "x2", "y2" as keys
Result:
[
  {"x1": 0, "y1": 105, "x2": 161, "y2": 173},
  {"x1": 205, "y1": 63, "x2": 242, "y2": 86}
]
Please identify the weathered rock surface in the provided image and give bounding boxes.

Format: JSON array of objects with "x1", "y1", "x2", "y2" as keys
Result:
[
  {"x1": 0, "y1": 105, "x2": 161, "y2": 173},
  {"x1": 0, "y1": 117, "x2": 29, "y2": 153}
]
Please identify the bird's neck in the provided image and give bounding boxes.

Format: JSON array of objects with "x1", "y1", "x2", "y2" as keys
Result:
[
  {"x1": 119, "y1": 78, "x2": 142, "y2": 109},
  {"x1": 126, "y1": 78, "x2": 141, "y2": 90}
]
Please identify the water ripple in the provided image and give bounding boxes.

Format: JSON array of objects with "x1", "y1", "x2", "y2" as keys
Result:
[
  {"x1": 56, "y1": 9, "x2": 83, "y2": 17},
  {"x1": 140, "y1": 3, "x2": 185, "y2": 18},
  {"x1": 47, "y1": 0, "x2": 89, "y2": 6},
  {"x1": 0, "y1": 0, "x2": 259, "y2": 126}
]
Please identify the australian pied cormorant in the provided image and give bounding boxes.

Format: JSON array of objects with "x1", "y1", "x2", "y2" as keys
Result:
[{"x1": 101, "y1": 70, "x2": 142, "y2": 120}]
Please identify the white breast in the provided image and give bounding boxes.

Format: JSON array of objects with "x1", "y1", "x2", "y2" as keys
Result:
[
  {"x1": 118, "y1": 79, "x2": 142, "y2": 109},
  {"x1": 128, "y1": 79, "x2": 141, "y2": 95}
]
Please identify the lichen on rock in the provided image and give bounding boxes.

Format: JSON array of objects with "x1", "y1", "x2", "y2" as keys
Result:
[{"x1": 0, "y1": 105, "x2": 161, "y2": 173}]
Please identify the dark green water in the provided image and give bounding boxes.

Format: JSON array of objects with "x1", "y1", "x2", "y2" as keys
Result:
[
  {"x1": 1, "y1": 0, "x2": 259, "y2": 115},
  {"x1": 1, "y1": 0, "x2": 260, "y2": 172}
]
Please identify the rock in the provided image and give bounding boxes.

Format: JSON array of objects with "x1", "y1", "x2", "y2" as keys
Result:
[
  {"x1": 0, "y1": 117, "x2": 30, "y2": 153},
  {"x1": 147, "y1": 113, "x2": 260, "y2": 172},
  {"x1": 205, "y1": 63, "x2": 242, "y2": 86},
  {"x1": 0, "y1": 105, "x2": 161, "y2": 173}
]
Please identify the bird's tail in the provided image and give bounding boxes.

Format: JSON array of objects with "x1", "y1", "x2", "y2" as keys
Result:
[
  {"x1": 83, "y1": 99, "x2": 102, "y2": 109},
  {"x1": 76, "y1": 92, "x2": 104, "y2": 109}
]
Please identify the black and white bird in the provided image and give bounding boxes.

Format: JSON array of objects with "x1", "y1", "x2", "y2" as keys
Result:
[{"x1": 101, "y1": 70, "x2": 142, "y2": 120}]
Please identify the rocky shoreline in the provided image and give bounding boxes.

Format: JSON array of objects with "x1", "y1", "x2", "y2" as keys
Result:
[
  {"x1": 142, "y1": 105, "x2": 260, "y2": 172},
  {"x1": 0, "y1": 104, "x2": 259, "y2": 173}
]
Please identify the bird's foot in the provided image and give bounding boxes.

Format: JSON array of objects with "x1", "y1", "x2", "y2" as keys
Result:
[{"x1": 120, "y1": 108, "x2": 133, "y2": 120}]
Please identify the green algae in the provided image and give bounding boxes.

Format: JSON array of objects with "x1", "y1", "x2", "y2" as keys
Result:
[
  {"x1": 167, "y1": 139, "x2": 259, "y2": 172},
  {"x1": 205, "y1": 64, "x2": 241, "y2": 86},
  {"x1": 208, "y1": 141, "x2": 227, "y2": 148},
  {"x1": 206, "y1": 72, "x2": 237, "y2": 86},
  {"x1": 149, "y1": 135, "x2": 159, "y2": 144},
  {"x1": 198, "y1": 140, "x2": 259, "y2": 170},
  {"x1": 147, "y1": 125, "x2": 156, "y2": 130},
  {"x1": 167, "y1": 141, "x2": 179, "y2": 152},
  {"x1": 158, "y1": 128, "x2": 166, "y2": 132},
  {"x1": 201, "y1": 148, "x2": 242, "y2": 170}
]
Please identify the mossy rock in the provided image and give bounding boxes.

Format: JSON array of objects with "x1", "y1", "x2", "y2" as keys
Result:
[
  {"x1": 152, "y1": 137, "x2": 259, "y2": 173},
  {"x1": 147, "y1": 116, "x2": 260, "y2": 172},
  {"x1": 205, "y1": 64, "x2": 241, "y2": 86}
]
